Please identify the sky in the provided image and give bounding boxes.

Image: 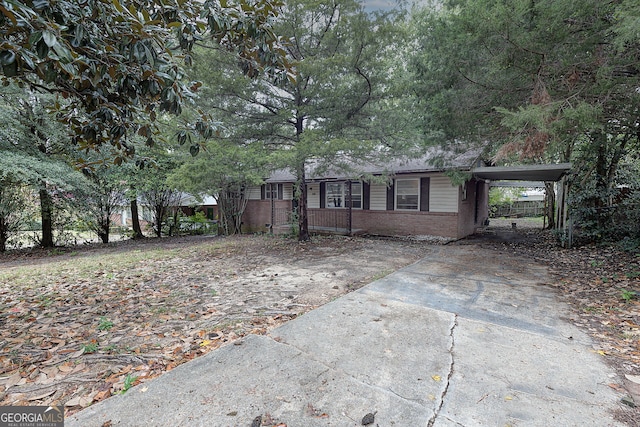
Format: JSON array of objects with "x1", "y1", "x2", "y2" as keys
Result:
[
  {"x1": 363, "y1": 0, "x2": 400, "y2": 12},
  {"x1": 361, "y1": 0, "x2": 430, "y2": 14}
]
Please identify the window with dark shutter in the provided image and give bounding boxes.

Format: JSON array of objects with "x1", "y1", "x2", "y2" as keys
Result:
[
  {"x1": 262, "y1": 183, "x2": 283, "y2": 200},
  {"x1": 386, "y1": 181, "x2": 395, "y2": 210}
]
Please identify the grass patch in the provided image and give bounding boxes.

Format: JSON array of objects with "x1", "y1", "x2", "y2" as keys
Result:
[{"x1": 0, "y1": 239, "x2": 237, "y2": 289}]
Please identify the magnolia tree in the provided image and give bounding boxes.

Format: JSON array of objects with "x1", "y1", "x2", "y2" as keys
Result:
[{"x1": 0, "y1": 0, "x2": 292, "y2": 161}]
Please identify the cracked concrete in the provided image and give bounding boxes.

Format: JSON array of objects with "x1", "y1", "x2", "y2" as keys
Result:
[
  {"x1": 68, "y1": 245, "x2": 625, "y2": 427},
  {"x1": 429, "y1": 314, "x2": 457, "y2": 427}
]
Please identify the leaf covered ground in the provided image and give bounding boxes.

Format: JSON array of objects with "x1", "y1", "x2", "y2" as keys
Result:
[
  {"x1": 0, "y1": 234, "x2": 433, "y2": 416},
  {"x1": 1, "y1": 229, "x2": 639, "y2": 424}
]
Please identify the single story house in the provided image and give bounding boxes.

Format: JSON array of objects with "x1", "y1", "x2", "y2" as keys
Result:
[
  {"x1": 178, "y1": 194, "x2": 218, "y2": 221},
  {"x1": 241, "y1": 150, "x2": 491, "y2": 239}
]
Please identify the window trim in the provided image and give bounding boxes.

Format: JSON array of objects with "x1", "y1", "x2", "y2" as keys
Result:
[
  {"x1": 262, "y1": 183, "x2": 283, "y2": 200},
  {"x1": 395, "y1": 178, "x2": 420, "y2": 211},
  {"x1": 324, "y1": 181, "x2": 362, "y2": 210}
]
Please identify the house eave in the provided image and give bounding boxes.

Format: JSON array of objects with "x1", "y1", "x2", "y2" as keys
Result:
[{"x1": 472, "y1": 163, "x2": 571, "y2": 182}]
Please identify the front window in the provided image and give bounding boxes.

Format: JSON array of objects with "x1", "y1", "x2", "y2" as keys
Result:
[
  {"x1": 264, "y1": 183, "x2": 279, "y2": 199},
  {"x1": 396, "y1": 179, "x2": 419, "y2": 210},
  {"x1": 326, "y1": 182, "x2": 361, "y2": 209},
  {"x1": 349, "y1": 182, "x2": 362, "y2": 209}
]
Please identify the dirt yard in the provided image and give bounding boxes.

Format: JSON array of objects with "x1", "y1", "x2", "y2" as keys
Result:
[
  {"x1": 0, "y1": 234, "x2": 435, "y2": 415},
  {"x1": 1, "y1": 228, "x2": 639, "y2": 424}
]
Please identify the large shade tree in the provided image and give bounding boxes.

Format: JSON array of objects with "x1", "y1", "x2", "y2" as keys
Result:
[
  {"x1": 411, "y1": 0, "x2": 640, "y2": 241},
  {"x1": 0, "y1": 0, "x2": 291, "y2": 160},
  {"x1": 0, "y1": 86, "x2": 86, "y2": 249},
  {"x1": 189, "y1": 0, "x2": 409, "y2": 240}
]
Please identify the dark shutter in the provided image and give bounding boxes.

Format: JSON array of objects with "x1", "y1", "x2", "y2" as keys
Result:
[
  {"x1": 386, "y1": 180, "x2": 395, "y2": 210},
  {"x1": 277, "y1": 183, "x2": 284, "y2": 200},
  {"x1": 320, "y1": 182, "x2": 326, "y2": 208},
  {"x1": 362, "y1": 182, "x2": 370, "y2": 210},
  {"x1": 261, "y1": 184, "x2": 266, "y2": 200},
  {"x1": 420, "y1": 177, "x2": 430, "y2": 211}
]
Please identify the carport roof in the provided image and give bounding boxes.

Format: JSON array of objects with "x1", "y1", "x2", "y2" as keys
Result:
[{"x1": 472, "y1": 163, "x2": 571, "y2": 182}]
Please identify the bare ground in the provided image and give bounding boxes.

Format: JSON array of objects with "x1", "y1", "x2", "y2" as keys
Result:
[
  {"x1": 0, "y1": 234, "x2": 435, "y2": 416},
  {"x1": 1, "y1": 227, "x2": 639, "y2": 424}
]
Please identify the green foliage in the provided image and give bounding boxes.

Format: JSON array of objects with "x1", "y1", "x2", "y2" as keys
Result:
[
  {"x1": 121, "y1": 374, "x2": 138, "y2": 394},
  {"x1": 0, "y1": 86, "x2": 98, "y2": 250},
  {"x1": 97, "y1": 316, "x2": 114, "y2": 331},
  {"x1": 621, "y1": 289, "x2": 636, "y2": 302},
  {"x1": 0, "y1": 0, "x2": 291, "y2": 159},
  {"x1": 169, "y1": 138, "x2": 271, "y2": 236},
  {"x1": 411, "y1": 0, "x2": 640, "y2": 243},
  {"x1": 488, "y1": 187, "x2": 521, "y2": 207},
  {"x1": 82, "y1": 342, "x2": 98, "y2": 354},
  {"x1": 0, "y1": 184, "x2": 30, "y2": 251},
  {"x1": 174, "y1": 212, "x2": 217, "y2": 236},
  {"x1": 187, "y1": 0, "x2": 411, "y2": 240}
]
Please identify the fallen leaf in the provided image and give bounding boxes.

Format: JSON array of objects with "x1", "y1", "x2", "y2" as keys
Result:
[
  {"x1": 70, "y1": 348, "x2": 85, "y2": 358},
  {"x1": 65, "y1": 395, "x2": 93, "y2": 407},
  {"x1": 625, "y1": 374, "x2": 640, "y2": 385},
  {"x1": 431, "y1": 375, "x2": 441, "y2": 382},
  {"x1": 27, "y1": 390, "x2": 56, "y2": 401},
  {"x1": 3, "y1": 372, "x2": 23, "y2": 390}
]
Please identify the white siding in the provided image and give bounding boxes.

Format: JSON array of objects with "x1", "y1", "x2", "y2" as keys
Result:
[
  {"x1": 283, "y1": 183, "x2": 294, "y2": 200},
  {"x1": 307, "y1": 184, "x2": 320, "y2": 208},
  {"x1": 370, "y1": 184, "x2": 387, "y2": 210},
  {"x1": 429, "y1": 176, "x2": 459, "y2": 213},
  {"x1": 247, "y1": 186, "x2": 262, "y2": 200}
]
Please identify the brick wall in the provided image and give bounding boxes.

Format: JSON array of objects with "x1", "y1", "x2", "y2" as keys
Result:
[
  {"x1": 351, "y1": 210, "x2": 459, "y2": 238},
  {"x1": 457, "y1": 178, "x2": 489, "y2": 237},
  {"x1": 242, "y1": 200, "x2": 292, "y2": 233},
  {"x1": 242, "y1": 179, "x2": 489, "y2": 239}
]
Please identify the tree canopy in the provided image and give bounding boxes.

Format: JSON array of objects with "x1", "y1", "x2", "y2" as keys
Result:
[
  {"x1": 0, "y1": 0, "x2": 291, "y2": 162},
  {"x1": 411, "y1": 0, "x2": 640, "y2": 242},
  {"x1": 188, "y1": 0, "x2": 409, "y2": 239}
]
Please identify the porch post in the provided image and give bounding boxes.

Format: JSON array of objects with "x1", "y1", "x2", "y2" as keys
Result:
[{"x1": 270, "y1": 185, "x2": 275, "y2": 234}]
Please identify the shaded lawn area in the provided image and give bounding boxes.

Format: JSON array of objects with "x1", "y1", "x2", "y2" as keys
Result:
[{"x1": 0, "y1": 234, "x2": 431, "y2": 415}]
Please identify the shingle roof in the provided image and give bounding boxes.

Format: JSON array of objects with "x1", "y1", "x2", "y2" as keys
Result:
[{"x1": 266, "y1": 147, "x2": 484, "y2": 183}]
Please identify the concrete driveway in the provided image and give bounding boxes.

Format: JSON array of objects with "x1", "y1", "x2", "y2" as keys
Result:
[{"x1": 67, "y1": 244, "x2": 624, "y2": 426}]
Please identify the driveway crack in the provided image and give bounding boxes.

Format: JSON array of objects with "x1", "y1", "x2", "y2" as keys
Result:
[{"x1": 428, "y1": 313, "x2": 457, "y2": 427}]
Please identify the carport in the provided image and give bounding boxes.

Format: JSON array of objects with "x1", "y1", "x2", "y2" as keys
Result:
[{"x1": 471, "y1": 163, "x2": 572, "y2": 242}]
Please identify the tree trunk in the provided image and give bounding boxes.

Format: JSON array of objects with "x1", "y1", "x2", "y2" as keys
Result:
[
  {"x1": 297, "y1": 163, "x2": 310, "y2": 241},
  {"x1": 169, "y1": 207, "x2": 180, "y2": 237},
  {"x1": 544, "y1": 182, "x2": 555, "y2": 229},
  {"x1": 99, "y1": 229, "x2": 109, "y2": 244},
  {"x1": 0, "y1": 217, "x2": 7, "y2": 252},
  {"x1": 130, "y1": 198, "x2": 144, "y2": 239},
  {"x1": 39, "y1": 187, "x2": 54, "y2": 248},
  {"x1": 154, "y1": 205, "x2": 163, "y2": 237}
]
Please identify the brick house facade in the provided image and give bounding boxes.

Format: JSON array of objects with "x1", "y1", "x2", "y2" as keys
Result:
[{"x1": 241, "y1": 154, "x2": 490, "y2": 239}]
